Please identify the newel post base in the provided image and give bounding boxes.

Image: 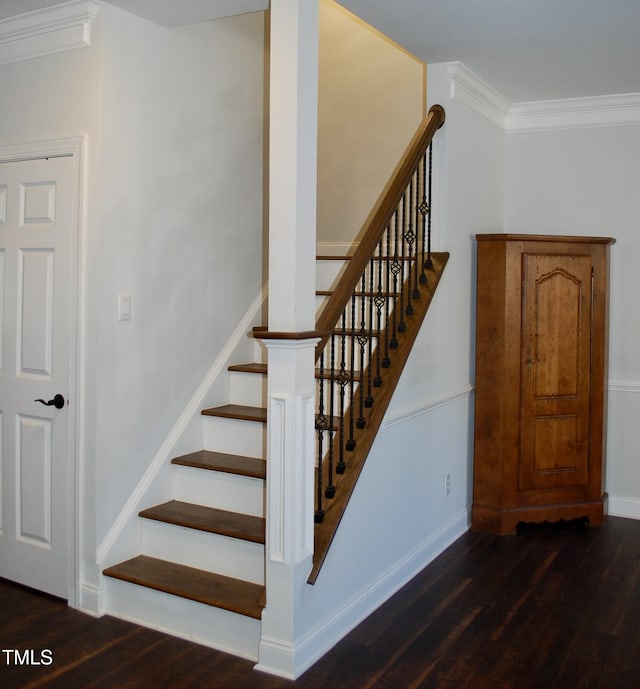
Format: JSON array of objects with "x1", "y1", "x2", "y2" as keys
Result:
[{"x1": 254, "y1": 336, "x2": 319, "y2": 679}]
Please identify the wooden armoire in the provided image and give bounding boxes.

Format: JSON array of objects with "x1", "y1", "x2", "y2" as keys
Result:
[{"x1": 472, "y1": 234, "x2": 615, "y2": 534}]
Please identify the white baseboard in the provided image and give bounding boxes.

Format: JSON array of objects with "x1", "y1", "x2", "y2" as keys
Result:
[
  {"x1": 260, "y1": 507, "x2": 469, "y2": 679},
  {"x1": 608, "y1": 496, "x2": 640, "y2": 520},
  {"x1": 77, "y1": 582, "x2": 101, "y2": 617}
]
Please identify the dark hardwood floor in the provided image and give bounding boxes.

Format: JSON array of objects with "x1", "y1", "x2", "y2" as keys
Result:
[{"x1": 2, "y1": 516, "x2": 639, "y2": 688}]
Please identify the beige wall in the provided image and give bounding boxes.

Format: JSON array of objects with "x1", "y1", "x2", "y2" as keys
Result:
[{"x1": 317, "y1": 0, "x2": 425, "y2": 250}]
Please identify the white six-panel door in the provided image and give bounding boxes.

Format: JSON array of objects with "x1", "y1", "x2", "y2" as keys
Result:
[{"x1": 0, "y1": 155, "x2": 74, "y2": 598}]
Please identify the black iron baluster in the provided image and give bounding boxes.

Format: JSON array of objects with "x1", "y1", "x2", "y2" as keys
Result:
[
  {"x1": 389, "y1": 210, "x2": 401, "y2": 347},
  {"x1": 365, "y1": 258, "x2": 374, "y2": 407},
  {"x1": 412, "y1": 168, "x2": 421, "y2": 298},
  {"x1": 382, "y1": 224, "x2": 392, "y2": 367},
  {"x1": 325, "y1": 333, "x2": 336, "y2": 498},
  {"x1": 336, "y1": 312, "x2": 348, "y2": 473},
  {"x1": 346, "y1": 295, "x2": 357, "y2": 451},
  {"x1": 356, "y1": 271, "x2": 367, "y2": 428},
  {"x1": 398, "y1": 193, "x2": 407, "y2": 333},
  {"x1": 426, "y1": 143, "x2": 433, "y2": 269},
  {"x1": 374, "y1": 239, "x2": 385, "y2": 386},
  {"x1": 315, "y1": 352, "x2": 327, "y2": 523},
  {"x1": 405, "y1": 177, "x2": 416, "y2": 316},
  {"x1": 419, "y1": 150, "x2": 429, "y2": 283}
]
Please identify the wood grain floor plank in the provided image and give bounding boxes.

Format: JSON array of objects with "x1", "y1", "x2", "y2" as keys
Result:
[{"x1": 3, "y1": 517, "x2": 640, "y2": 688}]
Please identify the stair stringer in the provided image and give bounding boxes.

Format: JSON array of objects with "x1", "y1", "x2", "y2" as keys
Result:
[{"x1": 96, "y1": 285, "x2": 267, "y2": 611}]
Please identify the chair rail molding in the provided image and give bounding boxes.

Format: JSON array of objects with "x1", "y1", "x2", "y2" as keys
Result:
[{"x1": 0, "y1": 0, "x2": 100, "y2": 66}]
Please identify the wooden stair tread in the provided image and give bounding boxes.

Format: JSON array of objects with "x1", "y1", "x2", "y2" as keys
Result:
[
  {"x1": 103, "y1": 555, "x2": 265, "y2": 619},
  {"x1": 316, "y1": 289, "x2": 401, "y2": 297},
  {"x1": 228, "y1": 362, "x2": 268, "y2": 375},
  {"x1": 228, "y1": 361, "x2": 362, "y2": 383},
  {"x1": 201, "y1": 404, "x2": 267, "y2": 423},
  {"x1": 316, "y1": 255, "x2": 414, "y2": 262},
  {"x1": 139, "y1": 500, "x2": 265, "y2": 543},
  {"x1": 171, "y1": 450, "x2": 265, "y2": 479},
  {"x1": 202, "y1": 403, "x2": 340, "y2": 428}
]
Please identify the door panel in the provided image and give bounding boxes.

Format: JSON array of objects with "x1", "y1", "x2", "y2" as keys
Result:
[
  {"x1": 0, "y1": 155, "x2": 74, "y2": 598},
  {"x1": 17, "y1": 414, "x2": 52, "y2": 547},
  {"x1": 19, "y1": 249, "x2": 55, "y2": 377},
  {"x1": 520, "y1": 253, "x2": 592, "y2": 491}
]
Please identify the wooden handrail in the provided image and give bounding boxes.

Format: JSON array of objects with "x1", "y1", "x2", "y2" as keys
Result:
[{"x1": 315, "y1": 104, "x2": 445, "y2": 356}]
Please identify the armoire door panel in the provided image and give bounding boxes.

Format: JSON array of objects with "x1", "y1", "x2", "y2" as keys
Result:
[
  {"x1": 520, "y1": 253, "x2": 592, "y2": 491},
  {"x1": 527, "y1": 414, "x2": 588, "y2": 487}
]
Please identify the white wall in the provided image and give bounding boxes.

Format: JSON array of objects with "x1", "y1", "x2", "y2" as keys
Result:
[
  {"x1": 0, "y1": 4, "x2": 266, "y2": 597},
  {"x1": 293, "y1": 61, "x2": 506, "y2": 671},
  {"x1": 317, "y1": 0, "x2": 425, "y2": 250},
  {"x1": 504, "y1": 121, "x2": 640, "y2": 517},
  {"x1": 93, "y1": 5, "x2": 265, "y2": 545}
]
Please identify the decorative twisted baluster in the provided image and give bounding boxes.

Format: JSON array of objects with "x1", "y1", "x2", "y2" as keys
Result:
[{"x1": 374, "y1": 241, "x2": 386, "y2": 387}]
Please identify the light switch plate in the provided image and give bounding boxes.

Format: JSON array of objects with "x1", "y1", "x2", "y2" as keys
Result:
[{"x1": 118, "y1": 293, "x2": 131, "y2": 321}]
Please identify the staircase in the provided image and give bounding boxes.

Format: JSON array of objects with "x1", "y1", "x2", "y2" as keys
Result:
[
  {"x1": 100, "y1": 254, "x2": 358, "y2": 657},
  {"x1": 103, "y1": 363, "x2": 268, "y2": 658},
  {"x1": 103, "y1": 104, "x2": 447, "y2": 663}
]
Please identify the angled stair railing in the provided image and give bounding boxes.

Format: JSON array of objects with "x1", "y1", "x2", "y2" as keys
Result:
[{"x1": 310, "y1": 104, "x2": 448, "y2": 583}]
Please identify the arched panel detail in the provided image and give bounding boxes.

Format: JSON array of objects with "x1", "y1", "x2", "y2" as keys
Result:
[{"x1": 533, "y1": 268, "x2": 583, "y2": 399}]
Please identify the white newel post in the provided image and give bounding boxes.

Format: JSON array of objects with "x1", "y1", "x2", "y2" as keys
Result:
[{"x1": 255, "y1": 0, "x2": 319, "y2": 679}]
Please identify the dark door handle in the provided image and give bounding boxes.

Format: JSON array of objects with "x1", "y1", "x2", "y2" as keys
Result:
[{"x1": 34, "y1": 394, "x2": 66, "y2": 410}]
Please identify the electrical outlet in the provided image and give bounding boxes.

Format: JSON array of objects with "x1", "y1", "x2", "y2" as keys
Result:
[{"x1": 444, "y1": 472, "x2": 451, "y2": 496}]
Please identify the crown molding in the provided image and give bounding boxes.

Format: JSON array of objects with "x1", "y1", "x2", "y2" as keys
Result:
[
  {"x1": 447, "y1": 61, "x2": 511, "y2": 130},
  {"x1": 0, "y1": 0, "x2": 100, "y2": 66},
  {"x1": 505, "y1": 92, "x2": 640, "y2": 133},
  {"x1": 447, "y1": 62, "x2": 640, "y2": 133}
]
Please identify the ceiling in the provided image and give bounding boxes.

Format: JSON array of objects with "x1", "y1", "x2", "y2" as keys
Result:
[
  {"x1": 2, "y1": 0, "x2": 640, "y2": 103},
  {"x1": 338, "y1": 0, "x2": 640, "y2": 102}
]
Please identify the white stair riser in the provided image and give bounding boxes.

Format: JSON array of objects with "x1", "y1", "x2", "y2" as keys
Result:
[
  {"x1": 316, "y1": 259, "x2": 348, "y2": 291},
  {"x1": 173, "y1": 464, "x2": 264, "y2": 517},
  {"x1": 104, "y1": 577, "x2": 261, "y2": 661},
  {"x1": 229, "y1": 371, "x2": 266, "y2": 407},
  {"x1": 203, "y1": 416, "x2": 266, "y2": 458},
  {"x1": 252, "y1": 337, "x2": 266, "y2": 363},
  {"x1": 141, "y1": 520, "x2": 264, "y2": 585}
]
